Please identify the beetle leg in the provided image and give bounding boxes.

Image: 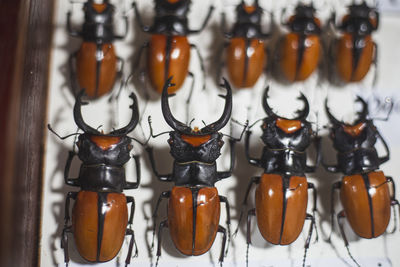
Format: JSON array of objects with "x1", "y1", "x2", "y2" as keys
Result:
[
  {"x1": 64, "y1": 191, "x2": 78, "y2": 225},
  {"x1": 307, "y1": 182, "x2": 318, "y2": 216},
  {"x1": 217, "y1": 225, "x2": 227, "y2": 263},
  {"x1": 245, "y1": 130, "x2": 261, "y2": 167},
  {"x1": 219, "y1": 195, "x2": 231, "y2": 255},
  {"x1": 372, "y1": 42, "x2": 378, "y2": 86},
  {"x1": 190, "y1": 44, "x2": 206, "y2": 91},
  {"x1": 64, "y1": 151, "x2": 80, "y2": 187},
  {"x1": 188, "y1": 6, "x2": 214, "y2": 34},
  {"x1": 303, "y1": 213, "x2": 317, "y2": 267},
  {"x1": 124, "y1": 228, "x2": 138, "y2": 267},
  {"x1": 337, "y1": 211, "x2": 361, "y2": 267},
  {"x1": 151, "y1": 191, "x2": 171, "y2": 250},
  {"x1": 126, "y1": 196, "x2": 135, "y2": 225},
  {"x1": 306, "y1": 136, "x2": 322, "y2": 173},
  {"x1": 386, "y1": 176, "x2": 400, "y2": 233},
  {"x1": 125, "y1": 154, "x2": 141, "y2": 189},
  {"x1": 132, "y1": 2, "x2": 150, "y2": 32},
  {"x1": 217, "y1": 139, "x2": 236, "y2": 179},
  {"x1": 246, "y1": 208, "x2": 256, "y2": 245},
  {"x1": 328, "y1": 181, "x2": 341, "y2": 242},
  {"x1": 109, "y1": 56, "x2": 125, "y2": 102},
  {"x1": 68, "y1": 52, "x2": 79, "y2": 96},
  {"x1": 61, "y1": 225, "x2": 72, "y2": 265},
  {"x1": 234, "y1": 176, "x2": 260, "y2": 237},
  {"x1": 146, "y1": 146, "x2": 173, "y2": 182},
  {"x1": 155, "y1": 220, "x2": 168, "y2": 264}
]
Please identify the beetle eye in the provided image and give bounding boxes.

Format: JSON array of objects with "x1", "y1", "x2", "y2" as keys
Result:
[
  {"x1": 168, "y1": 138, "x2": 174, "y2": 145},
  {"x1": 128, "y1": 144, "x2": 133, "y2": 151},
  {"x1": 262, "y1": 123, "x2": 267, "y2": 129}
]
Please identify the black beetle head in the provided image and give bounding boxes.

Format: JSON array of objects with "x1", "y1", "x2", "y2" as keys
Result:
[
  {"x1": 154, "y1": 0, "x2": 191, "y2": 17},
  {"x1": 162, "y1": 77, "x2": 232, "y2": 135}
]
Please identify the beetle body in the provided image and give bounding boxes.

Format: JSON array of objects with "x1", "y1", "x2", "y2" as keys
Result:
[
  {"x1": 68, "y1": 0, "x2": 127, "y2": 98},
  {"x1": 168, "y1": 186, "x2": 220, "y2": 255},
  {"x1": 221, "y1": 1, "x2": 269, "y2": 88},
  {"x1": 147, "y1": 78, "x2": 235, "y2": 263},
  {"x1": 279, "y1": 4, "x2": 321, "y2": 82},
  {"x1": 238, "y1": 87, "x2": 319, "y2": 266},
  {"x1": 331, "y1": 2, "x2": 378, "y2": 83},
  {"x1": 50, "y1": 91, "x2": 141, "y2": 265},
  {"x1": 133, "y1": 0, "x2": 213, "y2": 94},
  {"x1": 324, "y1": 97, "x2": 399, "y2": 264}
]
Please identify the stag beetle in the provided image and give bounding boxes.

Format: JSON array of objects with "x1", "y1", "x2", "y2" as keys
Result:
[
  {"x1": 277, "y1": 3, "x2": 322, "y2": 82},
  {"x1": 329, "y1": 1, "x2": 379, "y2": 84},
  {"x1": 67, "y1": 0, "x2": 128, "y2": 98},
  {"x1": 217, "y1": 0, "x2": 270, "y2": 88},
  {"x1": 48, "y1": 90, "x2": 141, "y2": 265},
  {"x1": 132, "y1": 0, "x2": 213, "y2": 95},
  {"x1": 324, "y1": 97, "x2": 399, "y2": 266},
  {"x1": 235, "y1": 87, "x2": 320, "y2": 267},
  {"x1": 146, "y1": 77, "x2": 245, "y2": 265}
]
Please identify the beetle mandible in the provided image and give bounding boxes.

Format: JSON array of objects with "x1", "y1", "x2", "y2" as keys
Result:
[
  {"x1": 235, "y1": 87, "x2": 320, "y2": 267},
  {"x1": 48, "y1": 90, "x2": 141, "y2": 265}
]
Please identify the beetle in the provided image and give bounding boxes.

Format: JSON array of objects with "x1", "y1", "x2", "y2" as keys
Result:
[
  {"x1": 132, "y1": 0, "x2": 214, "y2": 95},
  {"x1": 277, "y1": 3, "x2": 322, "y2": 82},
  {"x1": 48, "y1": 90, "x2": 141, "y2": 265},
  {"x1": 67, "y1": 0, "x2": 128, "y2": 99},
  {"x1": 329, "y1": 1, "x2": 379, "y2": 83},
  {"x1": 217, "y1": 0, "x2": 270, "y2": 89},
  {"x1": 235, "y1": 87, "x2": 320, "y2": 267},
  {"x1": 145, "y1": 77, "x2": 244, "y2": 265},
  {"x1": 324, "y1": 97, "x2": 399, "y2": 266}
]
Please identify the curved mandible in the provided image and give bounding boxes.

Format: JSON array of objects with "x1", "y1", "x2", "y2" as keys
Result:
[
  {"x1": 110, "y1": 92, "x2": 140, "y2": 135},
  {"x1": 161, "y1": 77, "x2": 192, "y2": 133},
  {"x1": 73, "y1": 90, "x2": 99, "y2": 134},
  {"x1": 325, "y1": 98, "x2": 342, "y2": 126},
  {"x1": 262, "y1": 86, "x2": 277, "y2": 118},
  {"x1": 200, "y1": 78, "x2": 233, "y2": 134},
  {"x1": 294, "y1": 92, "x2": 310, "y2": 120},
  {"x1": 355, "y1": 96, "x2": 368, "y2": 123}
]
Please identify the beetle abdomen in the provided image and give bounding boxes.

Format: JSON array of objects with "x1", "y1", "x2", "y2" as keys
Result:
[
  {"x1": 336, "y1": 34, "x2": 374, "y2": 82},
  {"x1": 280, "y1": 33, "x2": 320, "y2": 81},
  {"x1": 255, "y1": 174, "x2": 308, "y2": 245},
  {"x1": 226, "y1": 38, "x2": 265, "y2": 88},
  {"x1": 72, "y1": 191, "x2": 128, "y2": 262},
  {"x1": 76, "y1": 42, "x2": 117, "y2": 98},
  {"x1": 148, "y1": 35, "x2": 190, "y2": 94},
  {"x1": 168, "y1": 186, "x2": 220, "y2": 256},
  {"x1": 340, "y1": 171, "x2": 390, "y2": 238}
]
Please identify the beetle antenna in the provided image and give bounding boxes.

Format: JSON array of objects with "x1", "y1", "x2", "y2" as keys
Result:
[
  {"x1": 47, "y1": 124, "x2": 80, "y2": 140},
  {"x1": 188, "y1": 118, "x2": 195, "y2": 127},
  {"x1": 201, "y1": 120, "x2": 207, "y2": 127},
  {"x1": 223, "y1": 120, "x2": 249, "y2": 141},
  {"x1": 247, "y1": 118, "x2": 264, "y2": 130},
  {"x1": 147, "y1": 116, "x2": 170, "y2": 138}
]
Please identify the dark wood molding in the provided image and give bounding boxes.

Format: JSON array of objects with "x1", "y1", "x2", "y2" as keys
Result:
[{"x1": 0, "y1": 0, "x2": 54, "y2": 266}]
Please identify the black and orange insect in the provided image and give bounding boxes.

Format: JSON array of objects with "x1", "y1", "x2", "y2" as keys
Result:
[
  {"x1": 48, "y1": 90, "x2": 141, "y2": 265},
  {"x1": 217, "y1": 0, "x2": 270, "y2": 88},
  {"x1": 329, "y1": 1, "x2": 379, "y2": 84},
  {"x1": 236, "y1": 87, "x2": 320, "y2": 267},
  {"x1": 68, "y1": 0, "x2": 128, "y2": 98},
  {"x1": 277, "y1": 3, "x2": 322, "y2": 82},
  {"x1": 324, "y1": 97, "x2": 399, "y2": 266},
  {"x1": 132, "y1": 0, "x2": 213, "y2": 96},
  {"x1": 146, "y1": 77, "x2": 246, "y2": 265}
]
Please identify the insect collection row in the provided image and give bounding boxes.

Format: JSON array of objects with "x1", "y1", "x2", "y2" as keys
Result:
[{"x1": 47, "y1": 0, "x2": 397, "y2": 266}]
